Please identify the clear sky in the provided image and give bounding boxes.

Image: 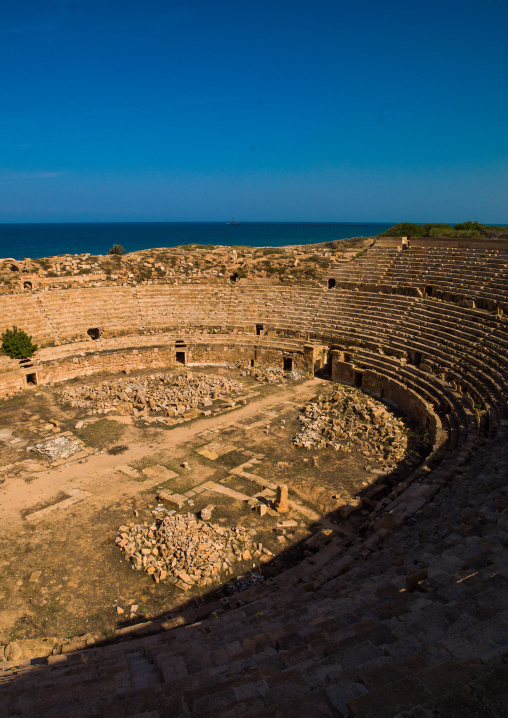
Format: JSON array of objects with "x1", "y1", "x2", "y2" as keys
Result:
[{"x1": 1, "y1": 0, "x2": 507, "y2": 223}]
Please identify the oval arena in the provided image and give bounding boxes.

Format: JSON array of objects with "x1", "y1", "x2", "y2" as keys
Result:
[{"x1": 0, "y1": 236, "x2": 507, "y2": 717}]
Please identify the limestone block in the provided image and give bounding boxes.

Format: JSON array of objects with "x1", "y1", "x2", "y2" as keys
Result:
[
  {"x1": 274, "y1": 484, "x2": 289, "y2": 513},
  {"x1": 200, "y1": 504, "x2": 215, "y2": 520},
  {"x1": 5, "y1": 642, "x2": 22, "y2": 662},
  {"x1": 157, "y1": 491, "x2": 186, "y2": 510}
]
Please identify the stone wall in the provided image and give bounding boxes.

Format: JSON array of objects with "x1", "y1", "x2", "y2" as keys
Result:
[
  {"x1": 331, "y1": 352, "x2": 445, "y2": 445},
  {"x1": 0, "y1": 334, "x2": 314, "y2": 397}
]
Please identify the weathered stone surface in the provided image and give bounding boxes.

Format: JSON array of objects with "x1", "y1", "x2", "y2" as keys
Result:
[{"x1": 5, "y1": 642, "x2": 22, "y2": 662}]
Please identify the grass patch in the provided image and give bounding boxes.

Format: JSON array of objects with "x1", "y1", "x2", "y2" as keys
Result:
[{"x1": 76, "y1": 419, "x2": 125, "y2": 449}]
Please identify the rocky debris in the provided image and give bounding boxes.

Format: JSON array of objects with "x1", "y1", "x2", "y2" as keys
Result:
[
  {"x1": 58, "y1": 372, "x2": 244, "y2": 417},
  {"x1": 242, "y1": 365, "x2": 306, "y2": 383},
  {"x1": 285, "y1": 370, "x2": 306, "y2": 382},
  {"x1": 1, "y1": 241, "x2": 356, "y2": 294},
  {"x1": 31, "y1": 435, "x2": 82, "y2": 460},
  {"x1": 223, "y1": 571, "x2": 265, "y2": 595},
  {"x1": 292, "y1": 385, "x2": 408, "y2": 465},
  {"x1": 116, "y1": 513, "x2": 255, "y2": 588},
  {"x1": 246, "y1": 366, "x2": 286, "y2": 383},
  {"x1": 151, "y1": 503, "x2": 175, "y2": 519}
]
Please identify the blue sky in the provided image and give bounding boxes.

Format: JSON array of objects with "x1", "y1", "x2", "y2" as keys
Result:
[{"x1": 0, "y1": 0, "x2": 507, "y2": 223}]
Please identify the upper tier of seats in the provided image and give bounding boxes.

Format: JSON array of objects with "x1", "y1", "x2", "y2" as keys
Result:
[{"x1": 329, "y1": 239, "x2": 508, "y2": 310}]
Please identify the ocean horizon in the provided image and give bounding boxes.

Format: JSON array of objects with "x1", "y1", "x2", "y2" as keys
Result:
[{"x1": 0, "y1": 222, "x2": 393, "y2": 260}]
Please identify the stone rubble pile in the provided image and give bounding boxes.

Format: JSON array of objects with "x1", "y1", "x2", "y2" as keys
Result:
[
  {"x1": 116, "y1": 513, "x2": 256, "y2": 590},
  {"x1": 59, "y1": 372, "x2": 244, "y2": 417},
  {"x1": 285, "y1": 369, "x2": 306, "y2": 382},
  {"x1": 292, "y1": 385, "x2": 408, "y2": 464},
  {"x1": 31, "y1": 435, "x2": 82, "y2": 460},
  {"x1": 245, "y1": 366, "x2": 301, "y2": 383}
]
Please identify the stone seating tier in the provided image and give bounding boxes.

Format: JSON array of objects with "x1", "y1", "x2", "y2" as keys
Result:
[
  {"x1": 1, "y1": 286, "x2": 506, "y2": 434},
  {"x1": 328, "y1": 243, "x2": 508, "y2": 308}
]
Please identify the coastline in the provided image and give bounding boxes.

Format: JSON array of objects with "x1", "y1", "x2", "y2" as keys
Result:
[{"x1": 0, "y1": 221, "x2": 392, "y2": 260}]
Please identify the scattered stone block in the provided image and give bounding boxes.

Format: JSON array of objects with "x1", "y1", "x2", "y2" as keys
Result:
[
  {"x1": 276, "y1": 519, "x2": 298, "y2": 528},
  {"x1": 202, "y1": 480, "x2": 250, "y2": 501},
  {"x1": 274, "y1": 484, "x2": 289, "y2": 513},
  {"x1": 339, "y1": 504, "x2": 357, "y2": 519},
  {"x1": 197, "y1": 449, "x2": 219, "y2": 460},
  {"x1": 5, "y1": 642, "x2": 22, "y2": 662},
  {"x1": 116, "y1": 465, "x2": 140, "y2": 479},
  {"x1": 200, "y1": 504, "x2": 215, "y2": 520},
  {"x1": 157, "y1": 491, "x2": 186, "y2": 510}
]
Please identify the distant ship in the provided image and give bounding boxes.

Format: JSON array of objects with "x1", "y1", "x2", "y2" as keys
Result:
[{"x1": 227, "y1": 218, "x2": 240, "y2": 225}]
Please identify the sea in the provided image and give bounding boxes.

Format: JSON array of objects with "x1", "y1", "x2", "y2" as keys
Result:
[{"x1": 0, "y1": 222, "x2": 393, "y2": 260}]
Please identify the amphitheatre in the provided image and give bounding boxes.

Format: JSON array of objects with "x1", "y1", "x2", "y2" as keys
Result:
[{"x1": 0, "y1": 232, "x2": 507, "y2": 717}]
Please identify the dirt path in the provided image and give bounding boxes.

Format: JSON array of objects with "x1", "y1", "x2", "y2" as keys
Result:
[{"x1": 0, "y1": 378, "x2": 325, "y2": 530}]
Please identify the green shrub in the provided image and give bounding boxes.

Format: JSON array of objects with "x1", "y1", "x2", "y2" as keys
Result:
[
  {"x1": 108, "y1": 244, "x2": 125, "y2": 255},
  {"x1": 379, "y1": 221, "x2": 507, "y2": 239},
  {"x1": 1, "y1": 326, "x2": 38, "y2": 359}
]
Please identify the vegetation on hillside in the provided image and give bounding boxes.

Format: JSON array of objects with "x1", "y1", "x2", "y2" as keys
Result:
[
  {"x1": 379, "y1": 221, "x2": 508, "y2": 239},
  {"x1": 108, "y1": 244, "x2": 125, "y2": 255},
  {"x1": 1, "y1": 326, "x2": 38, "y2": 359}
]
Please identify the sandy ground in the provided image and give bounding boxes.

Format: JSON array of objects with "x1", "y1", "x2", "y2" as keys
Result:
[
  {"x1": 0, "y1": 370, "x2": 421, "y2": 645},
  {"x1": 0, "y1": 377, "x2": 323, "y2": 531}
]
